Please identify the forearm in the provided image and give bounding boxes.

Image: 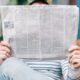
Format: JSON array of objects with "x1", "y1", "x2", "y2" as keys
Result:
[{"x1": 67, "y1": 44, "x2": 80, "y2": 80}]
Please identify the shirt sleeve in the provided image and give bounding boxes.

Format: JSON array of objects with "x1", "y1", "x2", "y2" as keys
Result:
[
  {"x1": 68, "y1": 64, "x2": 80, "y2": 80},
  {"x1": 61, "y1": 59, "x2": 80, "y2": 80}
]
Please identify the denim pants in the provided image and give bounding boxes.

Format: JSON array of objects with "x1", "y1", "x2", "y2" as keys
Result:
[{"x1": 0, "y1": 57, "x2": 80, "y2": 80}]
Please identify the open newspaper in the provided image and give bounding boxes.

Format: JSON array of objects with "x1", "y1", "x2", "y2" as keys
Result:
[{"x1": 1, "y1": 5, "x2": 79, "y2": 60}]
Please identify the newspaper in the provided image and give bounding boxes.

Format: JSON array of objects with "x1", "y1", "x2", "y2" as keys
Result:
[
  {"x1": 1, "y1": 5, "x2": 79, "y2": 60},
  {"x1": 0, "y1": 9, "x2": 2, "y2": 37}
]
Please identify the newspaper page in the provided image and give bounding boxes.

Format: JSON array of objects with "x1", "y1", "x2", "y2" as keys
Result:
[
  {"x1": 0, "y1": 8, "x2": 2, "y2": 37},
  {"x1": 1, "y1": 5, "x2": 79, "y2": 60}
]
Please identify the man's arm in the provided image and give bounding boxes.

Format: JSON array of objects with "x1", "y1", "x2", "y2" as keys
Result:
[{"x1": 67, "y1": 45, "x2": 80, "y2": 80}]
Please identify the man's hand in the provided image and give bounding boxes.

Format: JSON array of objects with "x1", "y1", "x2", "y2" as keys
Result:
[
  {"x1": 68, "y1": 45, "x2": 80, "y2": 68},
  {"x1": 0, "y1": 41, "x2": 11, "y2": 64}
]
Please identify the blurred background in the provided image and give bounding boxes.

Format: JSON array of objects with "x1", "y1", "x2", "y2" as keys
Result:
[
  {"x1": 0, "y1": 0, "x2": 76, "y2": 5},
  {"x1": 0, "y1": 0, "x2": 79, "y2": 40}
]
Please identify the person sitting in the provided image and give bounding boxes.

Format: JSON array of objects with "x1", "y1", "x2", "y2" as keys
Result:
[{"x1": 0, "y1": 0, "x2": 80, "y2": 80}]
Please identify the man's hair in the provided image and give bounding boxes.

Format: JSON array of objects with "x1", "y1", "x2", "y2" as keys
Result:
[{"x1": 29, "y1": 0, "x2": 49, "y2": 5}]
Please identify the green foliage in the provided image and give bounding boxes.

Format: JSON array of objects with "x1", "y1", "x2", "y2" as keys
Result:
[{"x1": 0, "y1": 35, "x2": 3, "y2": 41}]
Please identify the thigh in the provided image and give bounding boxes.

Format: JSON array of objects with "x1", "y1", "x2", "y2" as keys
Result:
[{"x1": 0, "y1": 57, "x2": 54, "y2": 80}]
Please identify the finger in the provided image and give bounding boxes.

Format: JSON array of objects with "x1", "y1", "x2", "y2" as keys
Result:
[
  {"x1": 0, "y1": 51, "x2": 11, "y2": 57},
  {"x1": 68, "y1": 45, "x2": 80, "y2": 53},
  {"x1": 0, "y1": 41, "x2": 11, "y2": 49},
  {"x1": 70, "y1": 58, "x2": 80, "y2": 65},
  {"x1": 68, "y1": 50, "x2": 80, "y2": 59},
  {"x1": 0, "y1": 46, "x2": 11, "y2": 54},
  {"x1": 73, "y1": 63, "x2": 80, "y2": 68},
  {"x1": 0, "y1": 54, "x2": 8, "y2": 60},
  {"x1": 69, "y1": 55, "x2": 80, "y2": 64},
  {"x1": 70, "y1": 60, "x2": 80, "y2": 69}
]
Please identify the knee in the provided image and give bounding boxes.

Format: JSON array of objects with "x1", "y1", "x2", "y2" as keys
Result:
[{"x1": 0, "y1": 57, "x2": 24, "y2": 76}]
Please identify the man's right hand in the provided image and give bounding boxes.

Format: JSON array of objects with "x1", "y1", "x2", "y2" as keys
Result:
[{"x1": 0, "y1": 41, "x2": 11, "y2": 64}]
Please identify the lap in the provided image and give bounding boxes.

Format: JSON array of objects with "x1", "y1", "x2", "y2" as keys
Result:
[{"x1": 0, "y1": 57, "x2": 68, "y2": 80}]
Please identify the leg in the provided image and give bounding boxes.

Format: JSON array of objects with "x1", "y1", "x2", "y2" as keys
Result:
[{"x1": 0, "y1": 57, "x2": 53, "y2": 80}]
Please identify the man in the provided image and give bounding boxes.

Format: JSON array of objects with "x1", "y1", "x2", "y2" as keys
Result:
[{"x1": 0, "y1": 0, "x2": 80, "y2": 80}]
